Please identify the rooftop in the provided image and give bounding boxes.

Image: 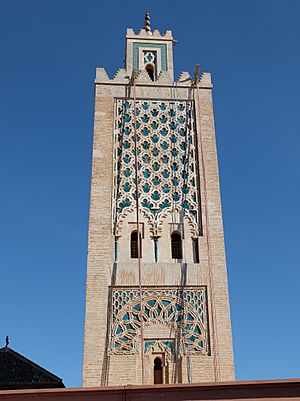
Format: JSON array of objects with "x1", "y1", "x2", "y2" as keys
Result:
[{"x1": 0, "y1": 346, "x2": 64, "y2": 390}]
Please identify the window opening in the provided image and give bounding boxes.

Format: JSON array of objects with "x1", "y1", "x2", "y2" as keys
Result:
[
  {"x1": 131, "y1": 230, "x2": 142, "y2": 259},
  {"x1": 145, "y1": 64, "x2": 155, "y2": 81},
  {"x1": 193, "y1": 238, "x2": 199, "y2": 263},
  {"x1": 171, "y1": 232, "x2": 182, "y2": 260},
  {"x1": 114, "y1": 238, "x2": 118, "y2": 261},
  {"x1": 154, "y1": 357, "x2": 163, "y2": 384},
  {"x1": 154, "y1": 237, "x2": 159, "y2": 262}
]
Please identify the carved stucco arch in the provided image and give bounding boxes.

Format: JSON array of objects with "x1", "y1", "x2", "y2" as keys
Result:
[
  {"x1": 115, "y1": 206, "x2": 198, "y2": 239},
  {"x1": 110, "y1": 289, "x2": 209, "y2": 355}
]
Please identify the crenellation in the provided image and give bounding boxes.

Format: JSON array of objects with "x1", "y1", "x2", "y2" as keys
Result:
[
  {"x1": 112, "y1": 68, "x2": 130, "y2": 83},
  {"x1": 156, "y1": 70, "x2": 173, "y2": 84},
  {"x1": 176, "y1": 71, "x2": 192, "y2": 84},
  {"x1": 126, "y1": 28, "x2": 173, "y2": 40},
  {"x1": 95, "y1": 67, "x2": 110, "y2": 83},
  {"x1": 135, "y1": 69, "x2": 152, "y2": 84},
  {"x1": 200, "y1": 72, "x2": 212, "y2": 86}
]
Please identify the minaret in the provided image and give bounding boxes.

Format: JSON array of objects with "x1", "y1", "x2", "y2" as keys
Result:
[{"x1": 82, "y1": 14, "x2": 234, "y2": 386}]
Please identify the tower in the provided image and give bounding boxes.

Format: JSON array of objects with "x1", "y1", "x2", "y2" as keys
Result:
[{"x1": 83, "y1": 14, "x2": 234, "y2": 386}]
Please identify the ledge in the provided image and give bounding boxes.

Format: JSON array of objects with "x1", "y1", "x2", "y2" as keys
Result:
[{"x1": 0, "y1": 379, "x2": 300, "y2": 400}]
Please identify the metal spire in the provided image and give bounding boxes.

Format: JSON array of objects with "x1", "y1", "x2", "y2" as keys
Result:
[
  {"x1": 5, "y1": 336, "x2": 9, "y2": 347},
  {"x1": 144, "y1": 11, "x2": 151, "y2": 33}
]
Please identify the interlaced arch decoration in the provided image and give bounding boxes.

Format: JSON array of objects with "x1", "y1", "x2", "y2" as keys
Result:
[
  {"x1": 113, "y1": 99, "x2": 201, "y2": 237},
  {"x1": 110, "y1": 287, "x2": 209, "y2": 355}
]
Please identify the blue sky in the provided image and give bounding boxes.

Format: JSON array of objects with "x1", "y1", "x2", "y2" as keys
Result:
[{"x1": 0, "y1": 0, "x2": 300, "y2": 388}]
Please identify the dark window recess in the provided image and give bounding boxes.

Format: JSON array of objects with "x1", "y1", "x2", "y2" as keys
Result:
[
  {"x1": 193, "y1": 238, "x2": 199, "y2": 263},
  {"x1": 171, "y1": 232, "x2": 182, "y2": 260},
  {"x1": 131, "y1": 231, "x2": 142, "y2": 259},
  {"x1": 145, "y1": 64, "x2": 155, "y2": 81},
  {"x1": 154, "y1": 357, "x2": 163, "y2": 384}
]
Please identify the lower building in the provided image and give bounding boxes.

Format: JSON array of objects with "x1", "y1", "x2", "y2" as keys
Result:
[{"x1": 0, "y1": 342, "x2": 64, "y2": 390}]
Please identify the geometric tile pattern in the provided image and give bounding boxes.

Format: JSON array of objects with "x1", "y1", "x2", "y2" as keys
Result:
[
  {"x1": 113, "y1": 99, "x2": 201, "y2": 237},
  {"x1": 110, "y1": 287, "x2": 209, "y2": 355},
  {"x1": 132, "y1": 43, "x2": 167, "y2": 71}
]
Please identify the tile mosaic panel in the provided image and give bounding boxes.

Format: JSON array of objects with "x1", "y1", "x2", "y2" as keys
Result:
[
  {"x1": 113, "y1": 99, "x2": 201, "y2": 237},
  {"x1": 132, "y1": 43, "x2": 167, "y2": 71},
  {"x1": 110, "y1": 287, "x2": 209, "y2": 355}
]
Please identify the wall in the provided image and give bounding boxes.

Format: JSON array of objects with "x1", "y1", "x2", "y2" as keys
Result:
[{"x1": 82, "y1": 67, "x2": 234, "y2": 385}]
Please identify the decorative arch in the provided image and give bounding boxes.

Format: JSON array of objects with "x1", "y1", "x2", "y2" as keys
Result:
[{"x1": 110, "y1": 288, "x2": 209, "y2": 355}]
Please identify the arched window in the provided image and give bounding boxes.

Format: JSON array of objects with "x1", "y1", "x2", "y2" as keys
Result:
[
  {"x1": 154, "y1": 357, "x2": 163, "y2": 384},
  {"x1": 171, "y1": 232, "x2": 182, "y2": 260},
  {"x1": 131, "y1": 230, "x2": 142, "y2": 259},
  {"x1": 145, "y1": 64, "x2": 155, "y2": 81}
]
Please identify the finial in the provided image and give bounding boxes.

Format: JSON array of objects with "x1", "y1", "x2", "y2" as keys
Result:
[
  {"x1": 144, "y1": 11, "x2": 151, "y2": 33},
  {"x1": 5, "y1": 336, "x2": 9, "y2": 347}
]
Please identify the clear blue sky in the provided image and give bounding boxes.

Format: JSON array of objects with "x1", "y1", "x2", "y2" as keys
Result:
[{"x1": 0, "y1": 0, "x2": 299, "y2": 388}]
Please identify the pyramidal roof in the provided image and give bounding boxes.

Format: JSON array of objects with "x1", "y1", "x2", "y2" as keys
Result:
[{"x1": 0, "y1": 346, "x2": 65, "y2": 390}]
